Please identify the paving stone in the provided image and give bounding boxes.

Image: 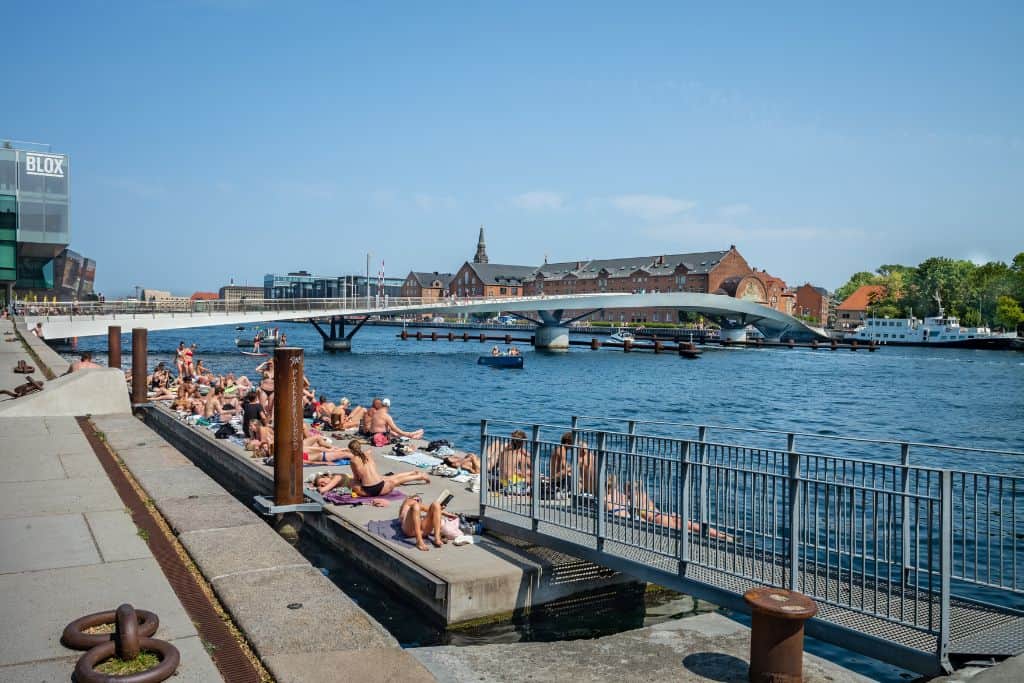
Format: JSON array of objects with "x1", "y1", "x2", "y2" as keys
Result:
[
  {"x1": 0, "y1": 416, "x2": 48, "y2": 437},
  {"x1": 211, "y1": 565, "x2": 396, "y2": 658},
  {"x1": 0, "y1": 558, "x2": 198, "y2": 666},
  {"x1": 0, "y1": 477, "x2": 121, "y2": 519},
  {"x1": 131, "y1": 465, "x2": 230, "y2": 501},
  {"x1": 58, "y1": 452, "x2": 106, "y2": 479},
  {"x1": 157, "y1": 494, "x2": 260, "y2": 534},
  {"x1": 44, "y1": 416, "x2": 85, "y2": 436},
  {"x1": 266, "y1": 647, "x2": 436, "y2": 683},
  {"x1": 0, "y1": 636, "x2": 222, "y2": 683},
  {"x1": 0, "y1": 451, "x2": 66, "y2": 482},
  {"x1": 116, "y1": 444, "x2": 194, "y2": 472},
  {"x1": 85, "y1": 510, "x2": 150, "y2": 563},
  {"x1": 0, "y1": 514, "x2": 100, "y2": 574},
  {"x1": 180, "y1": 523, "x2": 305, "y2": 579}
]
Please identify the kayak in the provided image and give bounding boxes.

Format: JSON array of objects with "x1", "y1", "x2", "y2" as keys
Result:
[{"x1": 478, "y1": 355, "x2": 524, "y2": 369}]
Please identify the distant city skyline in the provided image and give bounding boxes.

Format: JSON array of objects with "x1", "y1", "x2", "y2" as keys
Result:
[{"x1": 5, "y1": 1, "x2": 1021, "y2": 296}]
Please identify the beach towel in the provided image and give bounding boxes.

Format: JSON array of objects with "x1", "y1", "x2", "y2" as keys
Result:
[
  {"x1": 367, "y1": 519, "x2": 417, "y2": 547},
  {"x1": 380, "y1": 451, "x2": 443, "y2": 468},
  {"x1": 323, "y1": 488, "x2": 405, "y2": 506}
]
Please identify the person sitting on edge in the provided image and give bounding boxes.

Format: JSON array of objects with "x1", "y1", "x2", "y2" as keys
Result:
[
  {"x1": 332, "y1": 397, "x2": 365, "y2": 431},
  {"x1": 347, "y1": 440, "x2": 429, "y2": 497},
  {"x1": 31, "y1": 322, "x2": 44, "y2": 339},
  {"x1": 442, "y1": 453, "x2": 481, "y2": 474},
  {"x1": 550, "y1": 431, "x2": 594, "y2": 494},
  {"x1": 66, "y1": 351, "x2": 102, "y2": 373},
  {"x1": 371, "y1": 402, "x2": 425, "y2": 441},
  {"x1": 487, "y1": 429, "x2": 531, "y2": 492}
]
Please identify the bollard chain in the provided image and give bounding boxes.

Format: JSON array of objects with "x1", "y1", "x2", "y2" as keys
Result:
[{"x1": 61, "y1": 603, "x2": 180, "y2": 683}]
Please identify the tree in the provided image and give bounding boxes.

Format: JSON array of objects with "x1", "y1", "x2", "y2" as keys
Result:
[
  {"x1": 960, "y1": 308, "x2": 982, "y2": 327},
  {"x1": 904, "y1": 257, "x2": 974, "y2": 319},
  {"x1": 994, "y1": 295, "x2": 1024, "y2": 331}
]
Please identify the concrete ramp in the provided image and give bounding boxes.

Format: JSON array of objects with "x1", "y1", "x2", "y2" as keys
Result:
[{"x1": 0, "y1": 368, "x2": 130, "y2": 417}]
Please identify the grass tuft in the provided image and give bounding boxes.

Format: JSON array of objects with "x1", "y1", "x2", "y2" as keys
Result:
[{"x1": 95, "y1": 651, "x2": 160, "y2": 675}]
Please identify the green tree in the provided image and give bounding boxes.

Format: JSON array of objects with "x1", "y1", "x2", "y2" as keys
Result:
[
  {"x1": 994, "y1": 295, "x2": 1024, "y2": 331},
  {"x1": 960, "y1": 308, "x2": 982, "y2": 327},
  {"x1": 904, "y1": 257, "x2": 975, "y2": 319}
]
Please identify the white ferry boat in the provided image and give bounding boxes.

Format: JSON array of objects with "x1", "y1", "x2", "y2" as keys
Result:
[{"x1": 848, "y1": 301, "x2": 1018, "y2": 350}]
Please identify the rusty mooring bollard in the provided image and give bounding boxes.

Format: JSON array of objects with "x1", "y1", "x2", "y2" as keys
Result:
[
  {"x1": 62, "y1": 603, "x2": 180, "y2": 683},
  {"x1": 107, "y1": 325, "x2": 122, "y2": 369},
  {"x1": 744, "y1": 587, "x2": 817, "y2": 683},
  {"x1": 131, "y1": 328, "x2": 148, "y2": 405}
]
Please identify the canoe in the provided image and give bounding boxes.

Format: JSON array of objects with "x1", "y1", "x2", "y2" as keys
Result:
[{"x1": 478, "y1": 355, "x2": 524, "y2": 369}]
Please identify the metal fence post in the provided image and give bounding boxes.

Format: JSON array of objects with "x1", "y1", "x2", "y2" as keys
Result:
[
  {"x1": 698, "y1": 426, "x2": 709, "y2": 530},
  {"x1": 570, "y1": 415, "x2": 579, "y2": 432},
  {"x1": 531, "y1": 425, "x2": 541, "y2": 530},
  {"x1": 938, "y1": 470, "x2": 952, "y2": 670},
  {"x1": 479, "y1": 420, "x2": 488, "y2": 517},
  {"x1": 788, "y1": 441, "x2": 801, "y2": 593},
  {"x1": 901, "y1": 443, "x2": 912, "y2": 579},
  {"x1": 596, "y1": 432, "x2": 607, "y2": 552},
  {"x1": 679, "y1": 441, "x2": 691, "y2": 575}
]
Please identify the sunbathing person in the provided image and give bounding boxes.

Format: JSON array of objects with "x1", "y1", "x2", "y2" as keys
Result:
[
  {"x1": 309, "y1": 472, "x2": 389, "y2": 507},
  {"x1": 202, "y1": 386, "x2": 236, "y2": 422},
  {"x1": 399, "y1": 495, "x2": 446, "y2": 551},
  {"x1": 487, "y1": 429, "x2": 531, "y2": 491},
  {"x1": 442, "y1": 453, "x2": 481, "y2": 474},
  {"x1": 369, "y1": 403, "x2": 424, "y2": 441},
  {"x1": 347, "y1": 439, "x2": 429, "y2": 496},
  {"x1": 607, "y1": 477, "x2": 731, "y2": 541}
]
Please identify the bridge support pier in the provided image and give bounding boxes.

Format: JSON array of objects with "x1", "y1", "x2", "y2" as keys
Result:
[
  {"x1": 720, "y1": 327, "x2": 747, "y2": 343},
  {"x1": 534, "y1": 325, "x2": 570, "y2": 351},
  {"x1": 310, "y1": 315, "x2": 368, "y2": 353}
]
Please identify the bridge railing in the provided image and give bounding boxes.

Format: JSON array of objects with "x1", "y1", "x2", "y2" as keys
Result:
[
  {"x1": 568, "y1": 415, "x2": 1024, "y2": 595},
  {"x1": 479, "y1": 418, "x2": 953, "y2": 644},
  {"x1": 15, "y1": 293, "x2": 592, "y2": 320}
]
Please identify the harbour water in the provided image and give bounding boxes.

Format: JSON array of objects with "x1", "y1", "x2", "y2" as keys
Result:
[
  {"x1": 71, "y1": 321, "x2": 1024, "y2": 458},
  {"x1": 67, "y1": 322, "x2": 1024, "y2": 680}
]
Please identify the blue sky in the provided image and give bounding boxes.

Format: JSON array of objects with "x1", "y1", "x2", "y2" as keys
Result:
[{"x1": 5, "y1": 1, "x2": 1022, "y2": 295}]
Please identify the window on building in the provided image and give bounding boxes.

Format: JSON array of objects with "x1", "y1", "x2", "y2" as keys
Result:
[{"x1": 500, "y1": 287, "x2": 507, "y2": 294}]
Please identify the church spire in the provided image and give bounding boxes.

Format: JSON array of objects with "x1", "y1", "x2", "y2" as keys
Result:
[{"x1": 473, "y1": 225, "x2": 489, "y2": 264}]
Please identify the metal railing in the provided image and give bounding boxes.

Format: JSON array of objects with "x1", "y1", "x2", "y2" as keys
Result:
[
  {"x1": 14, "y1": 293, "x2": 614, "y2": 320},
  {"x1": 478, "y1": 417, "x2": 1024, "y2": 673}
]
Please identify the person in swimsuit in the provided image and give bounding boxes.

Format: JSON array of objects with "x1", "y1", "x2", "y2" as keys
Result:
[
  {"x1": 487, "y1": 429, "x2": 531, "y2": 490},
  {"x1": 175, "y1": 342, "x2": 187, "y2": 377},
  {"x1": 331, "y1": 397, "x2": 366, "y2": 430},
  {"x1": 549, "y1": 431, "x2": 594, "y2": 494},
  {"x1": 369, "y1": 403, "x2": 424, "y2": 440},
  {"x1": 399, "y1": 495, "x2": 445, "y2": 551},
  {"x1": 347, "y1": 440, "x2": 429, "y2": 497},
  {"x1": 183, "y1": 344, "x2": 196, "y2": 377},
  {"x1": 442, "y1": 453, "x2": 481, "y2": 474}
]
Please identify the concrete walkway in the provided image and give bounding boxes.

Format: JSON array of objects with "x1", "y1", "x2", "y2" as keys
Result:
[
  {"x1": 0, "y1": 413, "x2": 222, "y2": 682},
  {"x1": 411, "y1": 611, "x2": 873, "y2": 682}
]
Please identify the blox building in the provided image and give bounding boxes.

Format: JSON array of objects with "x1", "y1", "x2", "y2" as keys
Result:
[{"x1": 0, "y1": 141, "x2": 93, "y2": 304}]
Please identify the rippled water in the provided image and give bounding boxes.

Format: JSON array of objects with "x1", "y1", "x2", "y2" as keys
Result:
[
  {"x1": 74, "y1": 322, "x2": 1024, "y2": 457},
  {"x1": 69, "y1": 322, "x2": 1024, "y2": 680}
]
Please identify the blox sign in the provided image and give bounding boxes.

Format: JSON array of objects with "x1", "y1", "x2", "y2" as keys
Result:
[{"x1": 24, "y1": 152, "x2": 66, "y2": 178}]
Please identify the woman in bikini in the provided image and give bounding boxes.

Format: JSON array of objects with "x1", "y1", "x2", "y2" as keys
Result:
[{"x1": 347, "y1": 440, "x2": 430, "y2": 497}]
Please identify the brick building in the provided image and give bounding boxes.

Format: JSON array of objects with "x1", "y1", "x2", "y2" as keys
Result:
[
  {"x1": 794, "y1": 284, "x2": 830, "y2": 325},
  {"x1": 451, "y1": 262, "x2": 534, "y2": 298},
  {"x1": 400, "y1": 271, "x2": 453, "y2": 300},
  {"x1": 518, "y1": 246, "x2": 792, "y2": 324},
  {"x1": 835, "y1": 285, "x2": 886, "y2": 331}
]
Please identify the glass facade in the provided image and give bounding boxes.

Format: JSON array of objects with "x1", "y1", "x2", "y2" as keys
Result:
[
  {"x1": 0, "y1": 145, "x2": 72, "y2": 294},
  {"x1": 263, "y1": 272, "x2": 404, "y2": 299}
]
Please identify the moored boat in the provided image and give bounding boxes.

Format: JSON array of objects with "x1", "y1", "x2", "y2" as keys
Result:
[{"x1": 847, "y1": 296, "x2": 1018, "y2": 349}]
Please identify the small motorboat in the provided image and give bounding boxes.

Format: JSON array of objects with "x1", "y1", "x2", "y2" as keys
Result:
[
  {"x1": 608, "y1": 328, "x2": 653, "y2": 347},
  {"x1": 478, "y1": 355, "x2": 524, "y2": 369}
]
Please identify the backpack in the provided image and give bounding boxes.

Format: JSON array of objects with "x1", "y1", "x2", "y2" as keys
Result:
[{"x1": 215, "y1": 423, "x2": 237, "y2": 439}]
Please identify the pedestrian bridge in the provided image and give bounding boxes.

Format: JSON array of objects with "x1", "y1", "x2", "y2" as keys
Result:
[
  {"x1": 20, "y1": 292, "x2": 827, "y2": 349},
  {"x1": 478, "y1": 416, "x2": 1024, "y2": 676}
]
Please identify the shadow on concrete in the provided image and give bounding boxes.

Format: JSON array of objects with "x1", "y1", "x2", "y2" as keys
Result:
[{"x1": 681, "y1": 652, "x2": 749, "y2": 682}]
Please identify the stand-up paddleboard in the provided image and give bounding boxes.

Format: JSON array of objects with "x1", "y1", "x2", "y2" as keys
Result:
[{"x1": 240, "y1": 351, "x2": 269, "y2": 357}]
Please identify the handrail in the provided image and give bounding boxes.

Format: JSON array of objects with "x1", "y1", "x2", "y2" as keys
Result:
[{"x1": 570, "y1": 414, "x2": 1024, "y2": 458}]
